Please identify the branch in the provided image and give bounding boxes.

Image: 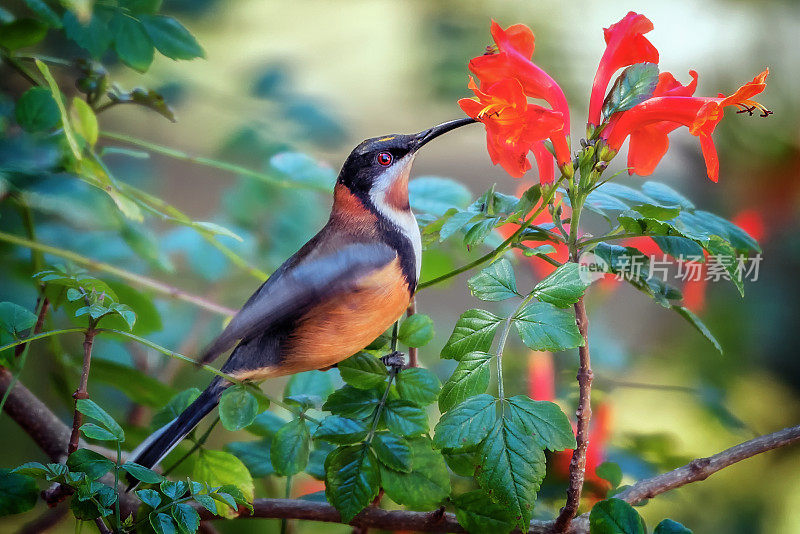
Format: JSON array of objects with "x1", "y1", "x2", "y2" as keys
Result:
[
  {"x1": 406, "y1": 299, "x2": 418, "y2": 368},
  {"x1": 555, "y1": 296, "x2": 593, "y2": 532},
  {"x1": 67, "y1": 326, "x2": 96, "y2": 456},
  {"x1": 0, "y1": 230, "x2": 236, "y2": 317}
]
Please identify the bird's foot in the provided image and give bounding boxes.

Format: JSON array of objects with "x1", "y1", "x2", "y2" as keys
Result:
[{"x1": 380, "y1": 351, "x2": 406, "y2": 369}]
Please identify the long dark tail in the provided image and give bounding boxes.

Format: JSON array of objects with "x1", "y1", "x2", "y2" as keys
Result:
[{"x1": 127, "y1": 377, "x2": 226, "y2": 490}]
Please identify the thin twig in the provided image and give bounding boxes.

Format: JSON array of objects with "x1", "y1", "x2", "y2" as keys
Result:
[
  {"x1": 406, "y1": 299, "x2": 418, "y2": 368},
  {"x1": 0, "y1": 230, "x2": 237, "y2": 317},
  {"x1": 67, "y1": 325, "x2": 97, "y2": 456}
]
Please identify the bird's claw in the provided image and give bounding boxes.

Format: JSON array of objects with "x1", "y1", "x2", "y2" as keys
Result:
[{"x1": 380, "y1": 351, "x2": 406, "y2": 369}]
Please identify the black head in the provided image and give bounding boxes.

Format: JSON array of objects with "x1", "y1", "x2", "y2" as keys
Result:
[{"x1": 337, "y1": 118, "x2": 475, "y2": 196}]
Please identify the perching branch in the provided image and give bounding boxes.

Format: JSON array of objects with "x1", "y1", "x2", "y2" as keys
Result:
[
  {"x1": 0, "y1": 230, "x2": 237, "y2": 317},
  {"x1": 67, "y1": 325, "x2": 96, "y2": 456}
]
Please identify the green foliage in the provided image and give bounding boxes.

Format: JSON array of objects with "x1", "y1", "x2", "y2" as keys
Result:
[
  {"x1": 398, "y1": 313, "x2": 435, "y2": 347},
  {"x1": 324, "y1": 444, "x2": 380, "y2": 523},
  {"x1": 602, "y1": 63, "x2": 660, "y2": 118},
  {"x1": 441, "y1": 309, "x2": 502, "y2": 360},
  {"x1": 15, "y1": 87, "x2": 60, "y2": 132},
  {"x1": 0, "y1": 469, "x2": 38, "y2": 517},
  {"x1": 589, "y1": 499, "x2": 646, "y2": 534},
  {"x1": 513, "y1": 302, "x2": 584, "y2": 352},
  {"x1": 468, "y1": 258, "x2": 519, "y2": 301},
  {"x1": 654, "y1": 519, "x2": 693, "y2": 534},
  {"x1": 438, "y1": 351, "x2": 492, "y2": 412},
  {"x1": 379, "y1": 437, "x2": 450, "y2": 510},
  {"x1": 453, "y1": 490, "x2": 516, "y2": 534},
  {"x1": 218, "y1": 385, "x2": 259, "y2": 431},
  {"x1": 271, "y1": 419, "x2": 311, "y2": 476}
]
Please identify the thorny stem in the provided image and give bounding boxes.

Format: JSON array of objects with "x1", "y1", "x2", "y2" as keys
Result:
[
  {"x1": 0, "y1": 230, "x2": 237, "y2": 317},
  {"x1": 68, "y1": 323, "x2": 97, "y2": 456}
]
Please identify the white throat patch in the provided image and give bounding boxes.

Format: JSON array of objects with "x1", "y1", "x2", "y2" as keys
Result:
[{"x1": 369, "y1": 153, "x2": 422, "y2": 281}]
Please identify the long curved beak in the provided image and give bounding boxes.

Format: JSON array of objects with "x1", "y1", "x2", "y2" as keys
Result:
[{"x1": 412, "y1": 117, "x2": 477, "y2": 151}]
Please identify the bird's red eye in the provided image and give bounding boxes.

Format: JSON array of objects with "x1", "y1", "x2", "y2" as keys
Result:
[{"x1": 377, "y1": 152, "x2": 393, "y2": 166}]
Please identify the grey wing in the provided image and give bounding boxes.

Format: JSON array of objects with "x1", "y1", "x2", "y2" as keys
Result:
[{"x1": 199, "y1": 242, "x2": 397, "y2": 364}]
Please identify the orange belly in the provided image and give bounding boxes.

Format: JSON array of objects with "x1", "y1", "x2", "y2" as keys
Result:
[{"x1": 269, "y1": 257, "x2": 410, "y2": 377}]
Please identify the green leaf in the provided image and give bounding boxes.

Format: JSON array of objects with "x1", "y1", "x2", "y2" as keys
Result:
[
  {"x1": 322, "y1": 385, "x2": 380, "y2": 419},
  {"x1": 464, "y1": 217, "x2": 501, "y2": 247},
  {"x1": 0, "y1": 468, "x2": 39, "y2": 517},
  {"x1": 338, "y1": 352, "x2": 388, "y2": 389},
  {"x1": 246, "y1": 411, "x2": 287, "y2": 438},
  {"x1": 596, "y1": 462, "x2": 623, "y2": 489},
  {"x1": 66, "y1": 449, "x2": 114, "y2": 480},
  {"x1": 152, "y1": 388, "x2": 200, "y2": 429},
  {"x1": 381, "y1": 399, "x2": 428, "y2": 437},
  {"x1": 306, "y1": 442, "x2": 335, "y2": 480},
  {"x1": 453, "y1": 489, "x2": 515, "y2": 534},
  {"x1": 513, "y1": 302, "x2": 584, "y2": 352},
  {"x1": 379, "y1": 437, "x2": 450, "y2": 510},
  {"x1": 136, "y1": 488, "x2": 161, "y2": 509},
  {"x1": 271, "y1": 419, "x2": 310, "y2": 476},
  {"x1": 654, "y1": 519, "x2": 693, "y2": 534},
  {"x1": 602, "y1": 63, "x2": 660, "y2": 118},
  {"x1": 398, "y1": 314, "x2": 435, "y2": 348},
  {"x1": 589, "y1": 498, "x2": 646, "y2": 534},
  {"x1": 642, "y1": 181, "x2": 694, "y2": 210},
  {"x1": 441, "y1": 309, "x2": 502, "y2": 360},
  {"x1": 122, "y1": 0, "x2": 163, "y2": 14},
  {"x1": 672, "y1": 306, "x2": 722, "y2": 354},
  {"x1": 476, "y1": 417, "x2": 546, "y2": 529},
  {"x1": 438, "y1": 351, "x2": 492, "y2": 412},
  {"x1": 443, "y1": 450, "x2": 477, "y2": 477},
  {"x1": 160, "y1": 480, "x2": 188, "y2": 500},
  {"x1": 440, "y1": 210, "x2": 480, "y2": 242},
  {"x1": 121, "y1": 462, "x2": 163, "y2": 484},
  {"x1": 0, "y1": 18, "x2": 47, "y2": 50},
  {"x1": 433, "y1": 394, "x2": 497, "y2": 451},
  {"x1": 34, "y1": 59, "x2": 81, "y2": 160},
  {"x1": 313, "y1": 416, "x2": 368, "y2": 445},
  {"x1": 218, "y1": 385, "x2": 259, "y2": 431},
  {"x1": 324, "y1": 444, "x2": 380, "y2": 523},
  {"x1": 224, "y1": 440, "x2": 273, "y2": 477},
  {"x1": 372, "y1": 432, "x2": 412, "y2": 472},
  {"x1": 150, "y1": 512, "x2": 177, "y2": 534},
  {"x1": 140, "y1": 14, "x2": 204, "y2": 60},
  {"x1": 11, "y1": 463, "x2": 48, "y2": 479},
  {"x1": 171, "y1": 502, "x2": 200, "y2": 534},
  {"x1": 63, "y1": 10, "x2": 112, "y2": 58},
  {"x1": 0, "y1": 302, "x2": 37, "y2": 338},
  {"x1": 192, "y1": 449, "x2": 254, "y2": 517},
  {"x1": 409, "y1": 176, "x2": 472, "y2": 216},
  {"x1": 76, "y1": 398, "x2": 124, "y2": 440},
  {"x1": 532, "y1": 263, "x2": 591, "y2": 308},
  {"x1": 511, "y1": 185, "x2": 542, "y2": 220},
  {"x1": 70, "y1": 97, "x2": 98, "y2": 147},
  {"x1": 285, "y1": 370, "x2": 334, "y2": 401},
  {"x1": 467, "y1": 259, "x2": 519, "y2": 301},
  {"x1": 110, "y1": 12, "x2": 154, "y2": 72},
  {"x1": 396, "y1": 367, "x2": 440, "y2": 406},
  {"x1": 506, "y1": 395, "x2": 576, "y2": 451},
  {"x1": 14, "y1": 87, "x2": 60, "y2": 132}
]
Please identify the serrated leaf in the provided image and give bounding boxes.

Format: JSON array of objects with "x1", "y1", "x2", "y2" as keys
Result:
[
  {"x1": 467, "y1": 259, "x2": 519, "y2": 301},
  {"x1": 171, "y1": 502, "x2": 200, "y2": 534},
  {"x1": 396, "y1": 367, "x2": 440, "y2": 406},
  {"x1": 192, "y1": 450, "x2": 253, "y2": 517},
  {"x1": 313, "y1": 416, "x2": 368, "y2": 445},
  {"x1": 433, "y1": 394, "x2": 497, "y2": 451},
  {"x1": 602, "y1": 63, "x2": 660, "y2": 118},
  {"x1": 63, "y1": 11, "x2": 112, "y2": 58},
  {"x1": 150, "y1": 512, "x2": 176, "y2": 534},
  {"x1": 398, "y1": 314, "x2": 435, "y2": 348},
  {"x1": 381, "y1": 399, "x2": 428, "y2": 437},
  {"x1": 322, "y1": 386, "x2": 380, "y2": 419},
  {"x1": 589, "y1": 498, "x2": 646, "y2": 534},
  {"x1": 271, "y1": 419, "x2": 310, "y2": 476},
  {"x1": 476, "y1": 417, "x2": 546, "y2": 529},
  {"x1": 66, "y1": 449, "x2": 114, "y2": 480},
  {"x1": 110, "y1": 12, "x2": 154, "y2": 72},
  {"x1": 532, "y1": 263, "x2": 591, "y2": 308},
  {"x1": 513, "y1": 302, "x2": 584, "y2": 352},
  {"x1": 76, "y1": 398, "x2": 124, "y2": 440},
  {"x1": 379, "y1": 437, "x2": 450, "y2": 510},
  {"x1": 438, "y1": 351, "x2": 492, "y2": 412},
  {"x1": 441, "y1": 309, "x2": 502, "y2": 360},
  {"x1": 464, "y1": 217, "x2": 500, "y2": 246},
  {"x1": 440, "y1": 210, "x2": 480, "y2": 242},
  {"x1": 338, "y1": 352, "x2": 388, "y2": 389},
  {"x1": 136, "y1": 488, "x2": 161, "y2": 509},
  {"x1": 324, "y1": 444, "x2": 379, "y2": 523},
  {"x1": 218, "y1": 385, "x2": 259, "y2": 431},
  {"x1": 453, "y1": 489, "x2": 515, "y2": 534},
  {"x1": 506, "y1": 395, "x2": 576, "y2": 451},
  {"x1": 372, "y1": 432, "x2": 412, "y2": 472}
]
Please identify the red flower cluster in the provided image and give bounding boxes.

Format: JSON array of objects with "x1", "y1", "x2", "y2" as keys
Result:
[
  {"x1": 459, "y1": 21, "x2": 570, "y2": 182},
  {"x1": 462, "y1": 13, "x2": 771, "y2": 184}
]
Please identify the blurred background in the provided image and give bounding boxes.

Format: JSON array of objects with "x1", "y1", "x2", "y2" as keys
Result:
[{"x1": 2, "y1": 0, "x2": 799, "y2": 532}]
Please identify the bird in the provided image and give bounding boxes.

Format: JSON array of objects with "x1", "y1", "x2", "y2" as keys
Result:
[{"x1": 127, "y1": 117, "x2": 475, "y2": 480}]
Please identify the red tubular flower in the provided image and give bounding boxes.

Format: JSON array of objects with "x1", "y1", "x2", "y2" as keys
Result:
[
  {"x1": 588, "y1": 12, "x2": 659, "y2": 128},
  {"x1": 459, "y1": 76, "x2": 565, "y2": 179},
  {"x1": 464, "y1": 21, "x2": 572, "y2": 180},
  {"x1": 602, "y1": 70, "x2": 771, "y2": 182}
]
